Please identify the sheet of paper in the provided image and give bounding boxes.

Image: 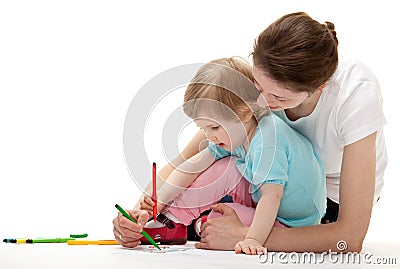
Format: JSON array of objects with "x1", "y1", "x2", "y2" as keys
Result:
[{"x1": 112, "y1": 242, "x2": 209, "y2": 256}]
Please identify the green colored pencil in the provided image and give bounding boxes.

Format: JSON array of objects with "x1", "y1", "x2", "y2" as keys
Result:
[
  {"x1": 29, "y1": 238, "x2": 75, "y2": 243},
  {"x1": 115, "y1": 204, "x2": 161, "y2": 250}
]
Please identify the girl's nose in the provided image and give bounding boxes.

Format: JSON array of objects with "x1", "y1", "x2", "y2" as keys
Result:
[
  {"x1": 207, "y1": 136, "x2": 216, "y2": 142},
  {"x1": 205, "y1": 133, "x2": 216, "y2": 142}
]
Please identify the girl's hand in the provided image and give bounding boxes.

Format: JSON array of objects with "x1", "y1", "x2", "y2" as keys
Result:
[
  {"x1": 139, "y1": 194, "x2": 154, "y2": 216},
  {"x1": 139, "y1": 193, "x2": 167, "y2": 217},
  {"x1": 112, "y1": 209, "x2": 150, "y2": 248},
  {"x1": 234, "y1": 238, "x2": 265, "y2": 255}
]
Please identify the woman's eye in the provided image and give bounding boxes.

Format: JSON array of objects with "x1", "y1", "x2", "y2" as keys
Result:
[
  {"x1": 275, "y1": 96, "x2": 287, "y2": 102},
  {"x1": 211, "y1": 126, "x2": 220, "y2": 130}
]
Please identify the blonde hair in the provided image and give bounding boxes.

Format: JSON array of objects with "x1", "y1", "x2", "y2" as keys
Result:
[{"x1": 183, "y1": 57, "x2": 268, "y2": 122}]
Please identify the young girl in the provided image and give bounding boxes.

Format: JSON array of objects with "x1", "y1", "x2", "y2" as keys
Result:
[{"x1": 137, "y1": 57, "x2": 326, "y2": 255}]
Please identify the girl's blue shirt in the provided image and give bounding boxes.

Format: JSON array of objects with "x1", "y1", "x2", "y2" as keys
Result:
[{"x1": 208, "y1": 114, "x2": 326, "y2": 227}]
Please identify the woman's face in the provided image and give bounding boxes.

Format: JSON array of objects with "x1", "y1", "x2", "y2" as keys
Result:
[{"x1": 252, "y1": 65, "x2": 309, "y2": 111}]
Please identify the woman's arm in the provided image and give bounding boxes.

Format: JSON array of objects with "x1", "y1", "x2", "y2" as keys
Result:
[
  {"x1": 197, "y1": 132, "x2": 377, "y2": 253},
  {"x1": 134, "y1": 130, "x2": 207, "y2": 209},
  {"x1": 235, "y1": 184, "x2": 283, "y2": 254}
]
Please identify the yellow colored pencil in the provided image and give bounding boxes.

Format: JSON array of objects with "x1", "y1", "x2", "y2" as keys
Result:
[{"x1": 67, "y1": 240, "x2": 119, "y2": 245}]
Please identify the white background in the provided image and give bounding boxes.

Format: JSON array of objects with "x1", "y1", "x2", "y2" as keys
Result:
[{"x1": 0, "y1": 0, "x2": 399, "y2": 247}]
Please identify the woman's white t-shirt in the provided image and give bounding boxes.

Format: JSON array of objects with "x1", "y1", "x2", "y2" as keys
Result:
[{"x1": 274, "y1": 60, "x2": 387, "y2": 203}]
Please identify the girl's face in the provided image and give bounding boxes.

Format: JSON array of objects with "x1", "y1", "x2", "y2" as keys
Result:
[
  {"x1": 252, "y1": 65, "x2": 309, "y2": 111},
  {"x1": 194, "y1": 117, "x2": 251, "y2": 152}
]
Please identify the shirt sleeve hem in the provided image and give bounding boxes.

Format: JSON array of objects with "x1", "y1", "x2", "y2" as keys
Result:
[{"x1": 343, "y1": 117, "x2": 387, "y2": 146}]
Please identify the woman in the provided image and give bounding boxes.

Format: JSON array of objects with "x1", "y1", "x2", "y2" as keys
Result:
[{"x1": 113, "y1": 12, "x2": 387, "y2": 253}]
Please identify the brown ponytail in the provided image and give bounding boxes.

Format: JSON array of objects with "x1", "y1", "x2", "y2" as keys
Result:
[{"x1": 324, "y1": 21, "x2": 338, "y2": 45}]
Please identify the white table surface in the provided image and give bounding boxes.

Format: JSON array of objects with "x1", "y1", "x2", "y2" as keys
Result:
[{"x1": 1, "y1": 241, "x2": 399, "y2": 269}]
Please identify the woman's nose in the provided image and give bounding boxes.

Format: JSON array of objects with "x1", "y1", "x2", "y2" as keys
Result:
[
  {"x1": 257, "y1": 94, "x2": 269, "y2": 108},
  {"x1": 266, "y1": 94, "x2": 277, "y2": 104}
]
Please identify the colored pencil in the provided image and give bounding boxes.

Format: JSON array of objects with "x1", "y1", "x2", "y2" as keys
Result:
[{"x1": 152, "y1": 162, "x2": 157, "y2": 221}]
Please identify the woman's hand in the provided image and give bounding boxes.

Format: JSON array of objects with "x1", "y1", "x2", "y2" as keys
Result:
[
  {"x1": 195, "y1": 203, "x2": 249, "y2": 250},
  {"x1": 235, "y1": 238, "x2": 266, "y2": 255},
  {"x1": 112, "y1": 209, "x2": 150, "y2": 248}
]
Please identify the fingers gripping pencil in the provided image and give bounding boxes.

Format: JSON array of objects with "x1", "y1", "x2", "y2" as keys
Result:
[{"x1": 115, "y1": 204, "x2": 161, "y2": 250}]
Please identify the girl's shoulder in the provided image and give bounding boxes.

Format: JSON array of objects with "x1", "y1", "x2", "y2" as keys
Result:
[{"x1": 253, "y1": 114, "x2": 297, "y2": 149}]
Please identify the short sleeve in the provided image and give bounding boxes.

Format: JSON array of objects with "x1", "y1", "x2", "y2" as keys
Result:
[
  {"x1": 250, "y1": 148, "x2": 288, "y2": 193},
  {"x1": 338, "y1": 71, "x2": 386, "y2": 146},
  {"x1": 207, "y1": 142, "x2": 231, "y2": 160}
]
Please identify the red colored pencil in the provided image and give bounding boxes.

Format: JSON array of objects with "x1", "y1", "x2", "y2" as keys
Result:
[{"x1": 152, "y1": 162, "x2": 157, "y2": 221}]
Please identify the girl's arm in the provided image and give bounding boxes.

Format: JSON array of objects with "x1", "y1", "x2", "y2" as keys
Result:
[
  {"x1": 156, "y1": 149, "x2": 217, "y2": 210},
  {"x1": 134, "y1": 130, "x2": 207, "y2": 209},
  {"x1": 196, "y1": 132, "x2": 376, "y2": 253},
  {"x1": 235, "y1": 184, "x2": 283, "y2": 254}
]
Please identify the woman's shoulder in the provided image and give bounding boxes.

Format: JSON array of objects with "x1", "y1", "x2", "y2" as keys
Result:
[
  {"x1": 325, "y1": 60, "x2": 381, "y2": 106},
  {"x1": 333, "y1": 60, "x2": 379, "y2": 88},
  {"x1": 326, "y1": 60, "x2": 385, "y2": 142}
]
